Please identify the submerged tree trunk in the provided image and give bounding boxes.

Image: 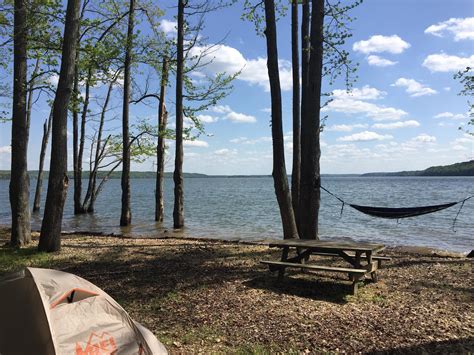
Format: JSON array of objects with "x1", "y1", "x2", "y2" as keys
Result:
[
  {"x1": 120, "y1": 0, "x2": 135, "y2": 226},
  {"x1": 263, "y1": 0, "x2": 298, "y2": 240},
  {"x1": 38, "y1": 0, "x2": 81, "y2": 252},
  {"x1": 74, "y1": 67, "x2": 91, "y2": 214},
  {"x1": 10, "y1": 0, "x2": 31, "y2": 246},
  {"x1": 291, "y1": 0, "x2": 301, "y2": 225},
  {"x1": 156, "y1": 57, "x2": 168, "y2": 222},
  {"x1": 32, "y1": 110, "x2": 53, "y2": 212},
  {"x1": 83, "y1": 78, "x2": 115, "y2": 212},
  {"x1": 298, "y1": 0, "x2": 324, "y2": 240},
  {"x1": 173, "y1": 0, "x2": 185, "y2": 229},
  {"x1": 25, "y1": 57, "x2": 41, "y2": 150}
]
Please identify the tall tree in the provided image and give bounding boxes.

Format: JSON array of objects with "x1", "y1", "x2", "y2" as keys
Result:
[
  {"x1": 156, "y1": 56, "x2": 169, "y2": 222},
  {"x1": 10, "y1": 0, "x2": 31, "y2": 246},
  {"x1": 120, "y1": 0, "x2": 135, "y2": 226},
  {"x1": 38, "y1": 0, "x2": 82, "y2": 252},
  {"x1": 32, "y1": 110, "x2": 53, "y2": 212},
  {"x1": 263, "y1": 0, "x2": 298, "y2": 239},
  {"x1": 298, "y1": 0, "x2": 324, "y2": 240},
  {"x1": 454, "y1": 67, "x2": 473, "y2": 135},
  {"x1": 291, "y1": 0, "x2": 301, "y2": 224},
  {"x1": 173, "y1": 0, "x2": 185, "y2": 228}
]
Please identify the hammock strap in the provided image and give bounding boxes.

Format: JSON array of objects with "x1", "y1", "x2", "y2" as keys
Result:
[
  {"x1": 452, "y1": 196, "x2": 473, "y2": 231},
  {"x1": 320, "y1": 185, "x2": 346, "y2": 218}
]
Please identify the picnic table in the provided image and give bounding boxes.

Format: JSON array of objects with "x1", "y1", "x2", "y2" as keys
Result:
[{"x1": 261, "y1": 239, "x2": 389, "y2": 295}]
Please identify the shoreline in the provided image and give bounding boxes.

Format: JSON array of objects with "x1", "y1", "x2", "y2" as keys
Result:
[{"x1": 0, "y1": 224, "x2": 468, "y2": 258}]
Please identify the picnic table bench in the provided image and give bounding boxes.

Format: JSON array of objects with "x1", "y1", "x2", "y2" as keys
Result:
[{"x1": 261, "y1": 239, "x2": 389, "y2": 295}]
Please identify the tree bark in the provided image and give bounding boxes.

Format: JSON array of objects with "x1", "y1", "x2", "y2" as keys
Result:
[
  {"x1": 10, "y1": 0, "x2": 31, "y2": 246},
  {"x1": 38, "y1": 0, "x2": 81, "y2": 252},
  {"x1": 120, "y1": 0, "x2": 135, "y2": 226},
  {"x1": 263, "y1": 0, "x2": 298, "y2": 240},
  {"x1": 298, "y1": 0, "x2": 324, "y2": 240},
  {"x1": 291, "y1": 0, "x2": 301, "y2": 226},
  {"x1": 84, "y1": 78, "x2": 115, "y2": 212},
  {"x1": 173, "y1": 0, "x2": 185, "y2": 229},
  {"x1": 72, "y1": 61, "x2": 81, "y2": 214},
  {"x1": 25, "y1": 57, "x2": 41, "y2": 150},
  {"x1": 74, "y1": 66, "x2": 91, "y2": 214},
  {"x1": 156, "y1": 57, "x2": 168, "y2": 222},
  {"x1": 32, "y1": 110, "x2": 53, "y2": 212}
]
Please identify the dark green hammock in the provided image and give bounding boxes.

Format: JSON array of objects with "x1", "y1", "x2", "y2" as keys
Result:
[{"x1": 320, "y1": 186, "x2": 473, "y2": 229}]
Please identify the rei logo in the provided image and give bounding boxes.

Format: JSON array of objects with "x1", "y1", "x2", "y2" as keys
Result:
[{"x1": 75, "y1": 332, "x2": 117, "y2": 355}]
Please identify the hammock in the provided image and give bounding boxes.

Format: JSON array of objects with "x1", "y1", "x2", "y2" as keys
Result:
[{"x1": 320, "y1": 186, "x2": 473, "y2": 230}]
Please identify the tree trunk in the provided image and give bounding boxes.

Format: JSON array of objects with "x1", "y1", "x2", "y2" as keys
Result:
[
  {"x1": 25, "y1": 57, "x2": 41, "y2": 150},
  {"x1": 291, "y1": 0, "x2": 301, "y2": 225},
  {"x1": 156, "y1": 56, "x2": 168, "y2": 222},
  {"x1": 84, "y1": 78, "x2": 115, "y2": 212},
  {"x1": 72, "y1": 60, "x2": 80, "y2": 214},
  {"x1": 38, "y1": 0, "x2": 81, "y2": 252},
  {"x1": 263, "y1": 0, "x2": 298, "y2": 240},
  {"x1": 32, "y1": 110, "x2": 53, "y2": 212},
  {"x1": 298, "y1": 0, "x2": 324, "y2": 240},
  {"x1": 74, "y1": 67, "x2": 91, "y2": 214},
  {"x1": 120, "y1": 0, "x2": 135, "y2": 226},
  {"x1": 173, "y1": 0, "x2": 185, "y2": 229},
  {"x1": 10, "y1": 0, "x2": 31, "y2": 247}
]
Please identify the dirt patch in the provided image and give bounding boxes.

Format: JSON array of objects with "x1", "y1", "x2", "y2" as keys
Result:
[{"x1": 1, "y1": 228, "x2": 472, "y2": 354}]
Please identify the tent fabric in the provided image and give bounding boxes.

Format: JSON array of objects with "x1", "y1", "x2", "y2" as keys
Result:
[{"x1": 0, "y1": 267, "x2": 167, "y2": 355}]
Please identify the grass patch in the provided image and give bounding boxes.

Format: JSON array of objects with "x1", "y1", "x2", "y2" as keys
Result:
[{"x1": 0, "y1": 245, "x2": 54, "y2": 274}]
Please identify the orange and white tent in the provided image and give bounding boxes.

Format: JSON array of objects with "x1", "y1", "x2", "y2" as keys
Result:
[{"x1": 0, "y1": 267, "x2": 167, "y2": 355}]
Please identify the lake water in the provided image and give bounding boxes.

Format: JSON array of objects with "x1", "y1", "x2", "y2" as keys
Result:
[{"x1": 0, "y1": 177, "x2": 473, "y2": 253}]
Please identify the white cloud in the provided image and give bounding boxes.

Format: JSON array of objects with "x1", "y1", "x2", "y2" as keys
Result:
[
  {"x1": 338, "y1": 131, "x2": 393, "y2": 142},
  {"x1": 425, "y1": 17, "x2": 474, "y2": 41},
  {"x1": 324, "y1": 98, "x2": 408, "y2": 121},
  {"x1": 413, "y1": 134, "x2": 436, "y2": 143},
  {"x1": 422, "y1": 53, "x2": 474, "y2": 72},
  {"x1": 196, "y1": 114, "x2": 218, "y2": 123},
  {"x1": 392, "y1": 78, "x2": 437, "y2": 97},
  {"x1": 261, "y1": 107, "x2": 271, "y2": 113},
  {"x1": 0, "y1": 146, "x2": 11, "y2": 154},
  {"x1": 225, "y1": 111, "x2": 256, "y2": 123},
  {"x1": 372, "y1": 120, "x2": 420, "y2": 129},
  {"x1": 433, "y1": 112, "x2": 466, "y2": 120},
  {"x1": 214, "y1": 148, "x2": 237, "y2": 156},
  {"x1": 210, "y1": 105, "x2": 232, "y2": 114},
  {"x1": 230, "y1": 137, "x2": 247, "y2": 143},
  {"x1": 353, "y1": 35, "x2": 410, "y2": 54},
  {"x1": 208, "y1": 105, "x2": 256, "y2": 123},
  {"x1": 230, "y1": 136, "x2": 271, "y2": 144},
  {"x1": 159, "y1": 19, "x2": 177, "y2": 36},
  {"x1": 325, "y1": 86, "x2": 407, "y2": 121},
  {"x1": 332, "y1": 85, "x2": 386, "y2": 100},
  {"x1": 325, "y1": 123, "x2": 369, "y2": 132},
  {"x1": 183, "y1": 140, "x2": 209, "y2": 147},
  {"x1": 47, "y1": 73, "x2": 59, "y2": 87},
  {"x1": 189, "y1": 44, "x2": 292, "y2": 91},
  {"x1": 367, "y1": 55, "x2": 398, "y2": 67}
]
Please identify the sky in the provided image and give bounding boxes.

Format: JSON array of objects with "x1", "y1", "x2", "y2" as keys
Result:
[{"x1": 0, "y1": 0, "x2": 473, "y2": 175}]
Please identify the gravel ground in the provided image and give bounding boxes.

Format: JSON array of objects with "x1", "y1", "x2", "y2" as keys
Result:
[{"x1": 1, "y1": 229, "x2": 473, "y2": 354}]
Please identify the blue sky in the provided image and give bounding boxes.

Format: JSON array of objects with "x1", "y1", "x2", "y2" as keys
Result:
[{"x1": 0, "y1": 0, "x2": 473, "y2": 174}]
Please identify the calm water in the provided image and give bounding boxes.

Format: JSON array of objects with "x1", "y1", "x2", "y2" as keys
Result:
[{"x1": 0, "y1": 177, "x2": 473, "y2": 252}]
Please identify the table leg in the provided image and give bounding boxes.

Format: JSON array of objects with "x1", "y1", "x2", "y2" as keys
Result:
[{"x1": 278, "y1": 247, "x2": 289, "y2": 281}]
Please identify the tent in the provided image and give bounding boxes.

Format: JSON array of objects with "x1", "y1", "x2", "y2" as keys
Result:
[{"x1": 0, "y1": 267, "x2": 167, "y2": 355}]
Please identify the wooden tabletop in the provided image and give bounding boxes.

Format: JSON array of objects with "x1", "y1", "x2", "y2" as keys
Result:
[{"x1": 268, "y1": 239, "x2": 385, "y2": 253}]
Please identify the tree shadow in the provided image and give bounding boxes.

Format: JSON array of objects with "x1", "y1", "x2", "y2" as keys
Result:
[
  {"x1": 368, "y1": 337, "x2": 474, "y2": 354},
  {"x1": 243, "y1": 270, "x2": 363, "y2": 304}
]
